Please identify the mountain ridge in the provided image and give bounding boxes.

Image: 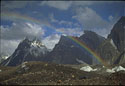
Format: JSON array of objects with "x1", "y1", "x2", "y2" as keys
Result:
[{"x1": 1, "y1": 37, "x2": 49, "y2": 66}]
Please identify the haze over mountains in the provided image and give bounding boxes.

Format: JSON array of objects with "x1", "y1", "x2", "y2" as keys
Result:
[{"x1": 0, "y1": 16, "x2": 125, "y2": 66}]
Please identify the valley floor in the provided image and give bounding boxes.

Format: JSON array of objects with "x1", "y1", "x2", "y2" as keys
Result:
[{"x1": 0, "y1": 61, "x2": 125, "y2": 85}]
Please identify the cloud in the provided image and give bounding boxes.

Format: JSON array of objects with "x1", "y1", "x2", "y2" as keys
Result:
[
  {"x1": 56, "y1": 28, "x2": 83, "y2": 37},
  {"x1": 1, "y1": 22, "x2": 45, "y2": 40},
  {"x1": 42, "y1": 34, "x2": 61, "y2": 49},
  {"x1": 59, "y1": 20, "x2": 73, "y2": 26},
  {"x1": 0, "y1": 39, "x2": 21, "y2": 55},
  {"x1": 0, "y1": 22, "x2": 45, "y2": 55},
  {"x1": 108, "y1": 15, "x2": 113, "y2": 21},
  {"x1": 40, "y1": 1, "x2": 72, "y2": 10},
  {"x1": 72, "y1": 7, "x2": 120, "y2": 37},
  {"x1": 72, "y1": 1, "x2": 94, "y2": 6},
  {"x1": 73, "y1": 7, "x2": 108, "y2": 29},
  {"x1": 40, "y1": 1, "x2": 95, "y2": 10},
  {"x1": 49, "y1": 13, "x2": 80, "y2": 28}
]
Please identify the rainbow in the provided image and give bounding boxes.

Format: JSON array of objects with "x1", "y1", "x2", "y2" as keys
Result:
[
  {"x1": 1, "y1": 11, "x2": 42, "y2": 25},
  {"x1": 67, "y1": 36, "x2": 110, "y2": 68}
]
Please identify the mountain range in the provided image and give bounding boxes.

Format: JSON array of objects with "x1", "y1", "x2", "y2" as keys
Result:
[{"x1": 0, "y1": 16, "x2": 125, "y2": 66}]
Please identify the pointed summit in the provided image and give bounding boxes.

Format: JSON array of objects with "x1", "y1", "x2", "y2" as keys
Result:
[
  {"x1": 96, "y1": 16, "x2": 125, "y2": 65},
  {"x1": 44, "y1": 30, "x2": 105, "y2": 65},
  {"x1": 79, "y1": 30, "x2": 105, "y2": 50},
  {"x1": 1, "y1": 37, "x2": 49, "y2": 66},
  {"x1": 108, "y1": 16, "x2": 125, "y2": 52}
]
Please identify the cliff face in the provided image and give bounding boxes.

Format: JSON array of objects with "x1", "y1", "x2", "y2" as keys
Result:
[
  {"x1": 44, "y1": 30, "x2": 105, "y2": 65},
  {"x1": 96, "y1": 39, "x2": 120, "y2": 64},
  {"x1": 108, "y1": 16, "x2": 125, "y2": 53},
  {"x1": 97, "y1": 16, "x2": 125, "y2": 65}
]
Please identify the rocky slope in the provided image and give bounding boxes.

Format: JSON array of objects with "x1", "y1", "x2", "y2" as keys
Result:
[
  {"x1": 96, "y1": 16, "x2": 125, "y2": 65},
  {"x1": 0, "y1": 37, "x2": 49, "y2": 66},
  {"x1": 0, "y1": 61, "x2": 125, "y2": 85},
  {"x1": 44, "y1": 31, "x2": 105, "y2": 65},
  {"x1": 96, "y1": 39, "x2": 120, "y2": 64},
  {"x1": 109, "y1": 16, "x2": 125, "y2": 64},
  {"x1": 108, "y1": 16, "x2": 125, "y2": 53}
]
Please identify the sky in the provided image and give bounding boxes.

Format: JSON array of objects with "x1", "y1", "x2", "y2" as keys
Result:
[{"x1": 0, "y1": 1, "x2": 125, "y2": 55}]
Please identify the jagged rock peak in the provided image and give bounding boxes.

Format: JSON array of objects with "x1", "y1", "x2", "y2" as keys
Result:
[
  {"x1": 107, "y1": 16, "x2": 125, "y2": 52},
  {"x1": 21, "y1": 37, "x2": 45, "y2": 48},
  {"x1": 0, "y1": 37, "x2": 49, "y2": 66}
]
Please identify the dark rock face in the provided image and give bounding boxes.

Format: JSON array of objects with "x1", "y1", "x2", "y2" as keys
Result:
[
  {"x1": 44, "y1": 36, "x2": 92, "y2": 64},
  {"x1": 114, "y1": 51, "x2": 125, "y2": 64},
  {"x1": 110, "y1": 17, "x2": 125, "y2": 64},
  {"x1": 97, "y1": 16, "x2": 125, "y2": 65},
  {"x1": 108, "y1": 16, "x2": 125, "y2": 53},
  {"x1": 79, "y1": 30, "x2": 105, "y2": 50},
  {"x1": 1, "y1": 38, "x2": 49, "y2": 66},
  {"x1": 96, "y1": 39, "x2": 120, "y2": 64},
  {"x1": 44, "y1": 31, "x2": 105, "y2": 65}
]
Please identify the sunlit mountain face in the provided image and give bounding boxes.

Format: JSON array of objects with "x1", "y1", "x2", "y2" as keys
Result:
[{"x1": 0, "y1": 1, "x2": 125, "y2": 85}]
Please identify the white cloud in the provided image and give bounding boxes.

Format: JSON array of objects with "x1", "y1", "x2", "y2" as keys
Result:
[
  {"x1": 73, "y1": 1, "x2": 94, "y2": 6},
  {"x1": 42, "y1": 34, "x2": 61, "y2": 49},
  {"x1": 72, "y1": 7, "x2": 120, "y2": 37},
  {"x1": 93, "y1": 26, "x2": 113, "y2": 38},
  {"x1": 49, "y1": 13, "x2": 77, "y2": 27},
  {"x1": 0, "y1": 22, "x2": 45, "y2": 55},
  {"x1": 0, "y1": 39, "x2": 21, "y2": 55},
  {"x1": 108, "y1": 15, "x2": 113, "y2": 21},
  {"x1": 40, "y1": 1, "x2": 72, "y2": 10},
  {"x1": 73, "y1": 7, "x2": 108, "y2": 29},
  {"x1": 40, "y1": 1, "x2": 95, "y2": 10},
  {"x1": 59, "y1": 20, "x2": 73, "y2": 26},
  {"x1": 56, "y1": 28, "x2": 83, "y2": 37},
  {"x1": 1, "y1": 22, "x2": 44, "y2": 40}
]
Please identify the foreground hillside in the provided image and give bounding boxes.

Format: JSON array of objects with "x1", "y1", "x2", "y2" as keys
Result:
[{"x1": 0, "y1": 61, "x2": 125, "y2": 85}]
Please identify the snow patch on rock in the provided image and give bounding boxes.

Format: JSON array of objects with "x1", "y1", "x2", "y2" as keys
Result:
[
  {"x1": 106, "y1": 69, "x2": 115, "y2": 73},
  {"x1": 76, "y1": 58, "x2": 87, "y2": 64},
  {"x1": 112, "y1": 66, "x2": 125, "y2": 72},
  {"x1": 21, "y1": 62, "x2": 27, "y2": 68},
  {"x1": 21, "y1": 62, "x2": 29, "y2": 70},
  {"x1": 31, "y1": 40, "x2": 44, "y2": 48},
  {"x1": 80, "y1": 66, "x2": 97, "y2": 72},
  {"x1": 0, "y1": 69, "x2": 2, "y2": 72},
  {"x1": 2, "y1": 55, "x2": 9, "y2": 60},
  {"x1": 110, "y1": 39, "x2": 117, "y2": 49},
  {"x1": 106, "y1": 66, "x2": 125, "y2": 73}
]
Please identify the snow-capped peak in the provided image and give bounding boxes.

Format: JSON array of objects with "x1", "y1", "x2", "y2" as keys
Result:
[
  {"x1": 31, "y1": 40, "x2": 44, "y2": 47},
  {"x1": 30, "y1": 38, "x2": 45, "y2": 48}
]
